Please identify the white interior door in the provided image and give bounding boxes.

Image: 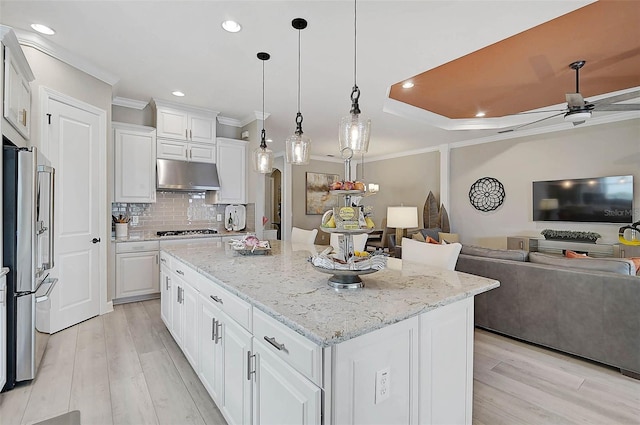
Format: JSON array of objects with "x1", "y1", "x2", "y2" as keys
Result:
[{"x1": 42, "y1": 93, "x2": 105, "y2": 333}]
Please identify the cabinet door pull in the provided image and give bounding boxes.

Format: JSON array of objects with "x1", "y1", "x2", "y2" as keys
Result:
[
  {"x1": 210, "y1": 295, "x2": 223, "y2": 304},
  {"x1": 264, "y1": 336, "x2": 286, "y2": 351},
  {"x1": 215, "y1": 321, "x2": 222, "y2": 343},
  {"x1": 155, "y1": 254, "x2": 159, "y2": 264},
  {"x1": 247, "y1": 351, "x2": 256, "y2": 381},
  {"x1": 519, "y1": 241, "x2": 524, "y2": 249},
  {"x1": 177, "y1": 286, "x2": 183, "y2": 303},
  {"x1": 212, "y1": 318, "x2": 217, "y2": 341},
  {"x1": 160, "y1": 257, "x2": 166, "y2": 263},
  {"x1": 176, "y1": 269, "x2": 185, "y2": 276},
  {"x1": 165, "y1": 276, "x2": 170, "y2": 290},
  {"x1": 190, "y1": 129, "x2": 192, "y2": 140},
  {"x1": 185, "y1": 129, "x2": 188, "y2": 140}
]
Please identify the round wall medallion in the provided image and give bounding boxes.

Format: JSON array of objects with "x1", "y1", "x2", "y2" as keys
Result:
[{"x1": 469, "y1": 177, "x2": 505, "y2": 212}]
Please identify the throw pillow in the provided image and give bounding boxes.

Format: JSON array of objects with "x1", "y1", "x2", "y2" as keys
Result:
[
  {"x1": 426, "y1": 236, "x2": 439, "y2": 244},
  {"x1": 565, "y1": 250, "x2": 589, "y2": 258},
  {"x1": 628, "y1": 257, "x2": 640, "y2": 274},
  {"x1": 412, "y1": 232, "x2": 426, "y2": 242},
  {"x1": 438, "y1": 232, "x2": 460, "y2": 243}
]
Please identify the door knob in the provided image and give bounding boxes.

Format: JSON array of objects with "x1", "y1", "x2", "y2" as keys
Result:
[{"x1": 92, "y1": 237, "x2": 101, "y2": 244}]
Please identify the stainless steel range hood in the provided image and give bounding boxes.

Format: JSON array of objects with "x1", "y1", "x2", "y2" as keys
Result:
[{"x1": 157, "y1": 159, "x2": 221, "y2": 191}]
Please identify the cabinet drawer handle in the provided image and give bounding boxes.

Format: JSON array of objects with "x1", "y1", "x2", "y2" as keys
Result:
[
  {"x1": 165, "y1": 276, "x2": 170, "y2": 290},
  {"x1": 160, "y1": 257, "x2": 166, "y2": 263},
  {"x1": 190, "y1": 129, "x2": 192, "y2": 140},
  {"x1": 210, "y1": 295, "x2": 223, "y2": 304},
  {"x1": 212, "y1": 318, "x2": 217, "y2": 341},
  {"x1": 185, "y1": 129, "x2": 188, "y2": 140},
  {"x1": 264, "y1": 336, "x2": 286, "y2": 351},
  {"x1": 215, "y1": 321, "x2": 222, "y2": 343},
  {"x1": 247, "y1": 351, "x2": 256, "y2": 381},
  {"x1": 519, "y1": 241, "x2": 524, "y2": 249},
  {"x1": 176, "y1": 269, "x2": 184, "y2": 276}
]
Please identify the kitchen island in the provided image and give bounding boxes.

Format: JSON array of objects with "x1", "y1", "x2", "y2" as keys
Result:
[{"x1": 160, "y1": 240, "x2": 499, "y2": 425}]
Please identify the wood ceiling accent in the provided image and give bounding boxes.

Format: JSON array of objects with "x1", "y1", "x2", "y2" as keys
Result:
[{"x1": 389, "y1": 0, "x2": 640, "y2": 119}]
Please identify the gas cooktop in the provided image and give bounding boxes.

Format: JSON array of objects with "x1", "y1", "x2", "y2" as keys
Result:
[{"x1": 156, "y1": 229, "x2": 218, "y2": 237}]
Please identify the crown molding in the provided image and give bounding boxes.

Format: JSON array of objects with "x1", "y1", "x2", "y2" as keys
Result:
[
  {"x1": 240, "y1": 111, "x2": 270, "y2": 127},
  {"x1": 152, "y1": 98, "x2": 219, "y2": 116},
  {"x1": 14, "y1": 29, "x2": 119, "y2": 86},
  {"x1": 217, "y1": 116, "x2": 242, "y2": 127},
  {"x1": 112, "y1": 96, "x2": 148, "y2": 110}
]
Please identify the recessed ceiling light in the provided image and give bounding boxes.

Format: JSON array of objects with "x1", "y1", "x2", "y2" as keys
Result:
[
  {"x1": 475, "y1": 112, "x2": 486, "y2": 117},
  {"x1": 222, "y1": 20, "x2": 242, "y2": 33},
  {"x1": 172, "y1": 91, "x2": 185, "y2": 97},
  {"x1": 401, "y1": 82, "x2": 414, "y2": 89},
  {"x1": 31, "y1": 23, "x2": 55, "y2": 35}
]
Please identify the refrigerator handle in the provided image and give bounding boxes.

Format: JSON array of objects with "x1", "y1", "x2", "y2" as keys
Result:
[
  {"x1": 38, "y1": 165, "x2": 56, "y2": 271},
  {"x1": 0, "y1": 266, "x2": 9, "y2": 278}
]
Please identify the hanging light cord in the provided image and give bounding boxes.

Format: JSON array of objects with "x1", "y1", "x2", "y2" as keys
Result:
[
  {"x1": 350, "y1": 0, "x2": 361, "y2": 115},
  {"x1": 295, "y1": 27, "x2": 304, "y2": 135},
  {"x1": 261, "y1": 57, "x2": 267, "y2": 149}
]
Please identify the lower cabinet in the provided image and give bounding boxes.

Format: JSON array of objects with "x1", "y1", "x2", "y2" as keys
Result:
[
  {"x1": 252, "y1": 338, "x2": 321, "y2": 425},
  {"x1": 169, "y1": 274, "x2": 185, "y2": 347},
  {"x1": 182, "y1": 281, "x2": 199, "y2": 368},
  {"x1": 115, "y1": 241, "x2": 160, "y2": 301},
  {"x1": 159, "y1": 255, "x2": 172, "y2": 327},
  {"x1": 198, "y1": 293, "x2": 252, "y2": 425}
]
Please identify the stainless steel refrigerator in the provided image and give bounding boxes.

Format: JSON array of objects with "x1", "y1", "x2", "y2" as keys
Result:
[{"x1": 2, "y1": 143, "x2": 57, "y2": 391}]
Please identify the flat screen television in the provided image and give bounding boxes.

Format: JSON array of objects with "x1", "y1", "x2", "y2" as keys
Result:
[{"x1": 532, "y1": 175, "x2": 633, "y2": 223}]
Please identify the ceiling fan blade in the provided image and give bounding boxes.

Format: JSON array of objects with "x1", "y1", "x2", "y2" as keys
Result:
[
  {"x1": 595, "y1": 103, "x2": 640, "y2": 111},
  {"x1": 591, "y1": 90, "x2": 640, "y2": 106},
  {"x1": 566, "y1": 93, "x2": 585, "y2": 108},
  {"x1": 572, "y1": 121, "x2": 586, "y2": 126},
  {"x1": 515, "y1": 109, "x2": 567, "y2": 115},
  {"x1": 498, "y1": 112, "x2": 565, "y2": 134}
]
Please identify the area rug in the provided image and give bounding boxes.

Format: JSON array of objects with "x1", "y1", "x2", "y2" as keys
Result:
[{"x1": 33, "y1": 410, "x2": 81, "y2": 425}]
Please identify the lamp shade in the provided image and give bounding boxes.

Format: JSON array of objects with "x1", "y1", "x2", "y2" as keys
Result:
[
  {"x1": 253, "y1": 145, "x2": 273, "y2": 174},
  {"x1": 285, "y1": 132, "x2": 310, "y2": 165},
  {"x1": 387, "y1": 206, "x2": 418, "y2": 228}
]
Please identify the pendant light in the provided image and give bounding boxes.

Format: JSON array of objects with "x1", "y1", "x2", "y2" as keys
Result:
[
  {"x1": 338, "y1": 0, "x2": 371, "y2": 155},
  {"x1": 253, "y1": 52, "x2": 274, "y2": 174},
  {"x1": 285, "y1": 18, "x2": 311, "y2": 165}
]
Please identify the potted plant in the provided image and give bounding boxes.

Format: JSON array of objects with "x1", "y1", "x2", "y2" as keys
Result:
[{"x1": 540, "y1": 229, "x2": 601, "y2": 243}]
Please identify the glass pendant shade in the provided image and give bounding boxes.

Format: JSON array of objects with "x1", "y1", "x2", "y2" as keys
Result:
[
  {"x1": 253, "y1": 145, "x2": 273, "y2": 174},
  {"x1": 339, "y1": 112, "x2": 371, "y2": 154},
  {"x1": 285, "y1": 132, "x2": 310, "y2": 165}
]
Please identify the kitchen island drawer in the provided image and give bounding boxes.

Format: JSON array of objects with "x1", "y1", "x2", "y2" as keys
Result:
[
  {"x1": 116, "y1": 240, "x2": 159, "y2": 253},
  {"x1": 172, "y1": 258, "x2": 202, "y2": 288},
  {"x1": 200, "y1": 279, "x2": 252, "y2": 332},
  {"x1": 159, "y1": 251, "x2": 171, "y2": 268},
  {"x1": 253, "y1": 308, "x2": 322, "y2": 386}
]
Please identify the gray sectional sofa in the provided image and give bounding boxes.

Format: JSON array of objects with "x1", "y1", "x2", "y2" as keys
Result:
[{"x1": 455, "y1": 245, "x2": 640, "y2": 377}]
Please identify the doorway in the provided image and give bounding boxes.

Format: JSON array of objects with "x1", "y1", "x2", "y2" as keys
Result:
[{"x1": 264, "y1": 168, "x2": 282, "y2": 240}]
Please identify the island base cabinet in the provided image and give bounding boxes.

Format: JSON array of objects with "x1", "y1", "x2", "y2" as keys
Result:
[
  {"x1": 182, "y1": 282, "x2": 199, "y2": 369},
  {"x1": 160, "y1": 264, "x2": 172, "y2": 328},
  {"x1": 198, "y1": 293, "x2": 252, "y2": 425},
  {"x1": 419, "y1": 297, "x2": 474, "y2": 425},
  {"x1": 332, "y1": 317, "x2": 419, "y2": 425},
  {"x1": 252, "y1": 338, "x2": 321, "y2": 425}
]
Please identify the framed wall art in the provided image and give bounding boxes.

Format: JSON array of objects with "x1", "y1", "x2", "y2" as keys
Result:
[{"x1": 306, "y1": 172, "x2": 340, "y2": 215}]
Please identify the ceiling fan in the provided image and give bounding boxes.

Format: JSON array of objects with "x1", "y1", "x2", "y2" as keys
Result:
[{"x1": 499, "y1": 60, "x2": 640, "y2": 133}]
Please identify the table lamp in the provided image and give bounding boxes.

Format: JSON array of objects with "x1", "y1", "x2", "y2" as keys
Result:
[{"x1": 387, "y1": 206, "x2": 418, "y2": 247}]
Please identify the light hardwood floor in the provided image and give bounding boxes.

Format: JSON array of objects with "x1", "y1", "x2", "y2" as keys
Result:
[{"x1": 1, "y1": 299, "x2": 638, "y2": 425}]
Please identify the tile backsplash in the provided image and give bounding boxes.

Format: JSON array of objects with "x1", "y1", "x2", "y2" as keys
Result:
[{"x1": 112, "y1": 191, "x2": 255, "y2": 233}]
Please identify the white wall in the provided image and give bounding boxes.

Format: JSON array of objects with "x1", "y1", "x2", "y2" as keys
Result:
[
  {"x1": 450, "y1": 119, "x2": 640, "y2": 248},
  {"x1": 357, "y1": 151, "x2": 440, "y2": 228}
]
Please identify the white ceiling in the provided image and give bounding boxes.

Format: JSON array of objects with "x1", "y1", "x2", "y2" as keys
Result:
[{"x1": 2, "y1": 0, "x2": 616, "y2": 158}]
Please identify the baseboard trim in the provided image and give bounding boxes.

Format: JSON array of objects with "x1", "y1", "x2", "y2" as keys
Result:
[
  {"x1": 620, "y1": 369, "x2": 640, "y2": 380},
  {"x1": 112, "y1": 293, "x2": 161, "y2": 305}
]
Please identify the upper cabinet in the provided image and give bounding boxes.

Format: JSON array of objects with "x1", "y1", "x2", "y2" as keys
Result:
[
  {"x1": 1, "y1": 26, "x2": 35, "y2": 141},
  {"x1": 113, "y1": 122, "x2": 157, "y2": 203},
  {"x1": 153, "y1": 99, "x2": 219, "y2": 145},
  {"x1": 216, "y1": 138, "x2": 247, "y2": 204}
]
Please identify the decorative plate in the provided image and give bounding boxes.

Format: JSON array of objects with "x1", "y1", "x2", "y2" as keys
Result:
[{"x1": 469, "y1": 177, "x2": 505, "y2": 212}]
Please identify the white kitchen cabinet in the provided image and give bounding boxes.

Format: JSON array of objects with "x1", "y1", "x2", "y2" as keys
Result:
[
  {"x1": 160, "y1": 254, "x2": 172, "y2": 328},
  {"x1": 198, "y1": 293, "x2": 223, "y2": 402},
  {"x1": 252, "y1": 337, "x2": 321, "y2": 425},
  {"x1": 154, "y1": 99, "x2": 218, "y2": 144},
  {"x1": 113, "y1": 122, "x2": 157, "y2": 203},
  {"x1": 419, "y1": 297, "x2": 474, "y2": 425},
  {"x1": 182, "y1": 279, "x2": 199, "y2": 369},
  {"x1": 216, "y1": 138, "x2": 247, "y2": 204},
  {"x1": 2, "y1": 27, "x2": 34, "y2": 140},
  {"x1": 115, "y1": 241, "x2": 160, "y2": 301},
  {"x1": 157, "y1": 139, "x2": 216, "y2": 164}
]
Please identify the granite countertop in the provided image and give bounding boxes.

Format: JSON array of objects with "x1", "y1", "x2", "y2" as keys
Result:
[
  {"x1": 112, "y1": 230, "x2": 248, "y2": 242},
  {"x1": 161, "y1": 240, "x2": 499, "y2": 347}
]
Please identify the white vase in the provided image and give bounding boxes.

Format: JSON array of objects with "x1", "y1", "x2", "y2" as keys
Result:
[{"x1": 115, "y1": 223, "x2": 128, "y2": 238}]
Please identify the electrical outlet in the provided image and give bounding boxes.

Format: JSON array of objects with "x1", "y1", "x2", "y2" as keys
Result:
[
  {"x1": 131, "y1": 216, "x2": 139, "y2": 225},
  {"x1": 217, "y1": 214, "x2": 222, "y2": 221},
  {"x1": 375, "y1": 367, "x2": 390, "y2": 404}
]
